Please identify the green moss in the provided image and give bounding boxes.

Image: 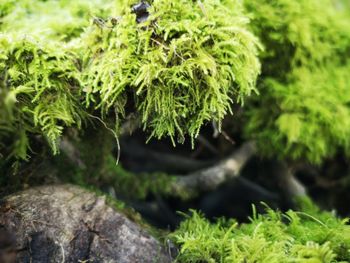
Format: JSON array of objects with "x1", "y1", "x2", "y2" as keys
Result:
[
  {"x1": 0, "y1": 0, "x2": 261, "y2": 161},
  {"x1": 243, "y1": 0, "x2": 350, "y2": 164},
  {"x1": 245, "y1": 0, "x2": 350, "y2": 75},
  {"x1": 103, "y1": 155, "x2": 175, "y2": 199},
  {"x1": 81, "y1": 0, "x2": 261, "y2": 144},
  {"x1": 0, "y1": 0, "x2": 111, "y2": 40},
  {"x1": 171, "y1": 199, "x2": 350, "y2": 262},
  {"x1": 80, "y1": 183, "x2": 145, "y2": 225},
  {"x1": 245, "y1": 64, "x2": 350, "y2": 163},
  {"x1": 0, "y1": 34, "x2": 85, "y2": 157},
  {"x1": 70, "y1": 156, "x2": 174, "y2": 200}
]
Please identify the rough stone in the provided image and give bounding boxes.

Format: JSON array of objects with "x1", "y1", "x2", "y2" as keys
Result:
[{"x1": 0, "y1": 185, "x2": 172, "y2": 263}]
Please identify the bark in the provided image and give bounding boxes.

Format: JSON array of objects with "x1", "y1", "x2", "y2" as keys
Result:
[{"x1": 0, "y1": 185, "x2": 172, "y2": 263}]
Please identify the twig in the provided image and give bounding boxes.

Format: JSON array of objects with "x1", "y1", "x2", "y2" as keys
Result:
[
  {"x1": 59, "y1": 243, "x2": 65, "y2": 263},
  {"x1": 197, "y1": 135, "x2": 219, "y2": 155},
  {"x1": 198, "y1": 0, "x2": 208, "y2": 19},
  {"x1": 87, "y1": 114, "x2": 120, "y2": 165},
  {"x1": 119, "y1": 114, "x2": 140, "y2": 136},
  {"x1": 171, "y1": 141, "x2": 256, "y2": 197},
  {"x1": 121, "y1": 140, "x2": 214, "y2": 172},
  {"x1": 277, "y1": 161, "x2": 307, "y2": 197},
  {"x1": 236, "y1": 177, "x2": 278, "y2": 201},
  {"x1": 59, "y1": 114, "x2": 140, "y2": 168},
  {"x1": 220, "y1": 130, "x2": 235, "y2": 145},
  {"x1": 59, "y1": 137, "x2": 86, "y2": 169}
]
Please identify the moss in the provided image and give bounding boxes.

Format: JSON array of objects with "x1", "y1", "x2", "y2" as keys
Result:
[
  {"x1": 66, "y1": 154, "x2": 175, "y2": 200},
  {"x1": 243, "y1": 0, "x2": 350, "y2": 164},
  {"x1": 2, "y1": 0, "x2": 350, "y2": 166},
  {"x1": 79, "y1": 183, "x2": 145, "y2": 225},
  {"x1": 103, "y1": 155, "x2": 175, "y2": 199},
  {"x1": 245, "y1": 63, "x2": 350, "y2": 163},
  {"x1": 171, "y1": 199, "x2": 350, "y2": 262},
  {"x1": 0, "y1": 0, "x2": 112, "y2": 40},
  {"x1": 81, "y1": 0, "x2": 261, "y2": 144},
  {"x1": 0, "y1": 0, "x2": 261, "y2": 163},
  {"x1": 0, "y1": 34, "x2": 85, "y2": 156}
]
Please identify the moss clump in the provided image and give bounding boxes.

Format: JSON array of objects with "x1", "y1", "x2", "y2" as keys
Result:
[
  {"x1": 243, "y1": 0, "x2": 350, "y2": 164},
  {"x1": 60, "y1": 152, "x2": 175, "y2": 200},
  {"x1": 171, "y1": 199, "x2": 350, "y2": 262},
  {"x1": 245, "y1": 64, "x2": 350, "y2": 164},
  {"x1": 0, "y1": 34, "x2": 85, "y2": 158},
  {"x1": 81, "y1": 0, "x2": 261, "y2": 144},
  {"x1": 103, "y1": 156, "x2": 175, "y2": 199},
  {"x1": 0, "y1": 0, "x2": 261, "y2": 161},
  {"x1": 0, "y1": 0, "x2": 111, "y2": 40}
]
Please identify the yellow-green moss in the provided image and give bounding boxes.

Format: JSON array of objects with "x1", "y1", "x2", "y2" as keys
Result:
[{"x1": 171, "y1": 199, "x2": 350, "y2": 262}]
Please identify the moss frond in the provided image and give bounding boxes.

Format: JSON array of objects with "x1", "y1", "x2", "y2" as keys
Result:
[
  {"x1": 0, "y1": 34, "x2": 85, "y2": 157},
  {"x1": 82, "y1": 0, "x2": 261, "y2": 144},
  {"x1": 1, "y1": 0, "x2": 261, "y2": 160},
  {"x1": 171, "y1": 201, "x2": 350, "y2": 262},
  {"x1": 243, "y1": 0, "x2": 350, "y2": 163},
  {"x1": 0, "y1": 0, "x2": 112, "y2": 41},
  {"x1": 245, "y1": 63, "x2": 350, "y2": 163}
]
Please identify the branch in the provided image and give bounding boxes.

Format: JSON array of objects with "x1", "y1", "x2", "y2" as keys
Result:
[
  {"x1": 59, "y1": 137, "x2": 86, "y2": 169},
  {"x1": 171, "y1": 141, "x2": 256, "y2": 197},
  {"x1": 276, "y1": 161, "x2": 307, "y2": 197},
  {"x1": 120, "y1": 140, "x2": 214, "y2": 173}
]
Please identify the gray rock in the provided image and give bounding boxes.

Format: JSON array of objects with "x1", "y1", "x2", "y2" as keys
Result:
[{"x1": 0, "y1": 185, "x2": 172, "y2": 263}]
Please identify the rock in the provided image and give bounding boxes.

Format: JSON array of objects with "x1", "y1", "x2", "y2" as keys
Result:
[{"x1": 0, "y1": 184, "x2": 172, "y2": 263}]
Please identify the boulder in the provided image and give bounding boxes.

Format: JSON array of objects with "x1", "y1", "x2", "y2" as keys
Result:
[{"x1": 0, "y1": 184, "x2": 172, "y2": 263}]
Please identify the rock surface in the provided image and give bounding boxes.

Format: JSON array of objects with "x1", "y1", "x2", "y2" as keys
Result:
[{"x1": 0, "y1": 184, "x2": 172, "y2": 263}]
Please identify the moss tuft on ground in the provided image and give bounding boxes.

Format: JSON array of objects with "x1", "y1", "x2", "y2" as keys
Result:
[{"x1": 171, "y1": 199, "x2": 350, "y2": 262}]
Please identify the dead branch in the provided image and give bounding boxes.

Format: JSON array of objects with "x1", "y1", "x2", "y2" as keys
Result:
[
  {"x1": 59, "y1": 137, "x2": 86, "y2": 169},
  {"x1": 120, "y1": 139, "x2": 214, "y2": 173},
  {"x1": 171, "y1": 141, "x2": 257, "y2": 197},
  {"x1": 277, "y1": 161, "x2": 307, "y2": 197}
]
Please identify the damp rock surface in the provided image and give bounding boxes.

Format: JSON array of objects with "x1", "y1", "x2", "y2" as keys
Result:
[{"x1": 0, "y1": 184, "x2": 172, "y2": 263}]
